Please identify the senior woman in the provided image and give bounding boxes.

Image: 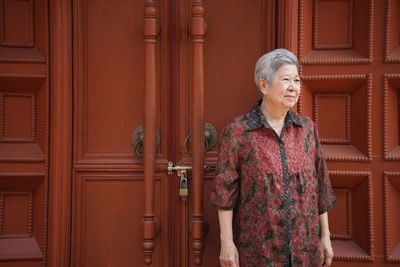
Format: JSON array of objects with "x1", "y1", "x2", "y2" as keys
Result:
[{"x1": 210, "y1": 48, "x2": 336, "y2": 267}]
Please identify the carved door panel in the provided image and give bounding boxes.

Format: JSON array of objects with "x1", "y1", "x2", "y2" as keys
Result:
[
  {"x1": 70, "y1": 0, "x2": 168, "y2": 266},
  {"x1": 70, "y1": 0, "x2": 275, "y2": 266},
  {"x1": 297, "y1": 0, "x2": 400, "y2": 266},
  {"x1": 0, "y1": 0, "x2": 50, "y2": 266}
]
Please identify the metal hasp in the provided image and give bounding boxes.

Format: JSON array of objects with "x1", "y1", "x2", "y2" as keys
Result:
[
  {"x1": 167, "y1": 162, "x2": 192, "y2": 201},
  {"x1": 167, "y1": 162, "x2": 210, "y2": 201},
  {"x1": 184, "y1": 122, "x2": 218, "y2": 156}
]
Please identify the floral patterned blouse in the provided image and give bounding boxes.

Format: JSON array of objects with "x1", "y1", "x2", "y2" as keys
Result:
[{"x1": 210, "y1": 102, "x2": 336, "y2": 267}]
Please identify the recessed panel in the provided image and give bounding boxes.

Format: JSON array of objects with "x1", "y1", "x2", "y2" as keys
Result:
[
  {"x1": 314, "y1": 0, "x2": 352, "y2": 49},
  {"x1": 314, "y1": 93, "x2": 350, "y2": 144},
  {"x1": 384, "y1": 173, "x2": 400, "y2": 262},
  {"x1": 385, "y1": 0, "x2": 400, "y2": 62},
  {"x1": 0, "y1": 76, "x2": 46, "y2": 159},
  {"x1": 1, "y1": 192, "x2": 32, "y2": 236},
  {"x1": 299, "y1": 0, "x2": 373, "y2": 64},
  {"x1": 329, "y1": 171, "x2": 373, "y2": 261},
  {"x1": 329, "y1": 188, "x2": 350, "y2": 239},
  {"x1": 0, "y1": 0, "x2": 46, "y2": 62},
  {"x1": 301, "y1": 74, "x2": 371, "y2": 161},
  {"x1": 2, "y1": 94, "x2": 33, "y2": 139},
  {"x1": 383, "y1": 75, "x2": 400, "y2": 160},
  {"x1": 0, "y1": 176, "x2": 45, "y2": 260},
  {"x1": 84, "y1": 179, "x2": 144, "y2": 266},
  {"x1": 72, "y1": 175, "x2": 162, "y2": 267},
  {"x1": 2, "y1": 0, "x2": 33, "y2": 46}
]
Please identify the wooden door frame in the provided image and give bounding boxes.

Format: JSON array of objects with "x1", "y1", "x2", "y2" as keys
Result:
[
  {"x1": 45, "y1": 0, "x2": 298, "y2": 266},
  {"x1": 47, "y1": 0, "x2": 73, "y2": 266},
  {"x1": 277, "y1": 0, "x2": 299, "y2": 54}
]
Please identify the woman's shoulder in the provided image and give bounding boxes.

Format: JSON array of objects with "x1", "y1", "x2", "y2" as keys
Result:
[
  {"x1": 221, "y1": 113, "x2": 249, "y2": 136},
  {"x1": 292, "y1": 112, "x2": 315, "y2": 129}
]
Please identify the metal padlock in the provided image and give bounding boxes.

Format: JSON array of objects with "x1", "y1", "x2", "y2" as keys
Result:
[{"x1": 179, "y1": 175, "x2": 188, "y2": 201}]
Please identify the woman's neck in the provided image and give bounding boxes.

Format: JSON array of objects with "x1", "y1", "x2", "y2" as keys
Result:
[
  {"x1": 260, "y1": 100, "x2": 288, "y2": 123},
  {"x1": 260, "y1": 99, "x2": 288, "y2": 136}
]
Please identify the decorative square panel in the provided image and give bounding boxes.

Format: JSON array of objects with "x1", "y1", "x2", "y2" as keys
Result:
[
  {"x1": 0, "y1": 191, "x2": 33, "y2": 237},
  {"x1": 299, "y1": 0, "x2": 373, "y2": 64},
  {"x1": 329, "y1": 171, "x2": 374, "y2": 262},
  {"x1": 383, "y1": 74, "x2": 400, "y2": 160},
  {"x1": 313, "y1": 0, "x2": 353, "y2": 49},
  {"x1": 0, "y1": 75, "x2": 46, "y2": 161},
  {"x1": 314, "y1": 93, "x2": 351, "y2": 144},
  {"x1": 300, "y1": 74, "x2": 372, "y2": 161},
  {"x1": 72, "y1": 174, "x2": 163, "y2": 266},
  {"x1": 384, "y1": 0, "x2": 400, "y2": 63},
  {"x1": 0, "y1": 0, "x2": 47, "y2": 63},
  {"x1": 0, "y1": 0, "x2": 34, "y2": 47},
  {"x1": 0, "y1": 174, "x2": 45, "y2": 260},
  {"x1": 384, "y1": 172, "x2": 400, "y2": 263},
  {"x1": 0, "y1": 92, "x2": 36, "y2": 142}
]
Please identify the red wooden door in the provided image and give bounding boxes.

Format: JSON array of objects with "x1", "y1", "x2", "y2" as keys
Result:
[
  {"x1": 70, "y1": 0, "x2": 274, "y2": 266},
  {"x1": 69, "y1": 0, "x2": 400, "y2": 266},
  {"x1": 1, "y1": 0, "x2": 400, "y2": 267}
]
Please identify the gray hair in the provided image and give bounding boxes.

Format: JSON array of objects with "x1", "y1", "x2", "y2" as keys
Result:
[{"x1": 254, "y1": 48, "x2": 299, "y2": 99}]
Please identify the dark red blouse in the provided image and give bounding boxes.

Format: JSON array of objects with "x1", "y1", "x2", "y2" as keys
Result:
[{"x1": 210, "y1": 102, "x2": 336, "y2": 267}]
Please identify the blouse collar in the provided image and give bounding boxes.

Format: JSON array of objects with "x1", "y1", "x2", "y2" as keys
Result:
[{"x1": 246, "y1": 100, "x2": 303, "y2": 131}]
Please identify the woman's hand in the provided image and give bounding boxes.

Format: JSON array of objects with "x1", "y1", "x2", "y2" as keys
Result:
[
  {"x1": 319, "y1": 234, "x2": 334, "y2": 266},
  {"x1": 218, "y1": 209, "x2": 239, "y2": 266},
  {"x1": 220, "y1": 240, "x2": 239, "y2": 267},
  {"x1": 319, "y1": 212, "x2": 333, "y2": 266}
]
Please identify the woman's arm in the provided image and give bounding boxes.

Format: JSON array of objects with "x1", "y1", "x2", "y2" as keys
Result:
[
  {"x1": 218, "y1": 209, "x2": 239, "y2": 267},
  {"x1": 319, "y1": 212, "x2": 333, "y2": 266}
]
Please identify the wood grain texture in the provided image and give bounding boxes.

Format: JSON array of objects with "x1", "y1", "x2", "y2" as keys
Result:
[{"x1": 47, "y1": 0, "x2": 72, "y2": 265}]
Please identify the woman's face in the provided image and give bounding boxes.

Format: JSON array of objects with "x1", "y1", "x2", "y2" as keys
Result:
[{"x1": 259, "y1": 64, "x2": 300, "y2": 110}]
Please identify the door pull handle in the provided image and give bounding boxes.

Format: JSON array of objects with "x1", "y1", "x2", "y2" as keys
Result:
[
  {"x1": 184, "y1": 122, "x2": 218, "y2": 156},
  {"x1": 131, "y1": 125, "x2": 161, "y2": 162}
]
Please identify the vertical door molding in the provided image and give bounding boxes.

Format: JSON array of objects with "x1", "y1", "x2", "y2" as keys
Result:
[
  {"x1": 190, "y1": 0, "x2": 207, "y2": 264},
  {"x1": 143, "y1": 0, "x2": 160, "y2": 264},
  {"x1": 48, "y1": 0, "x2": 73, "y2": 266},
  {"x1": 277, "y1": 0, "x2": 299, "y2": 55}
]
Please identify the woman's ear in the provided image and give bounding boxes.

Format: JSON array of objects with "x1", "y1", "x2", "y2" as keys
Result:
[{"x1": 258, "y1": 78, "x2": 269, "y2": 96}]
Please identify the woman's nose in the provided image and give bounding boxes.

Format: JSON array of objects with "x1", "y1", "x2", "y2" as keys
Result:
[
  {"x1": 288, "y1": 80, "x2": 299, "y2": 90},
  {"x1": 287, "y1": 81, "x2": 295, "y2": 90}
]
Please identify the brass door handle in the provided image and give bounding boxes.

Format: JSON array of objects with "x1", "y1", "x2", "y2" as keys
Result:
[
  {"x1": 131, "y1": 125, "x2": 161, "y2": 162},
  {"x1": 184, "y1": 122, "x2": 218, "y2": 156}
]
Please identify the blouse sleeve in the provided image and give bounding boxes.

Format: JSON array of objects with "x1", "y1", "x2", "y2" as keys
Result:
[
  {"x1": 209, "y1": 123, "x2": 240, "y2": 210},
  {"x1": 314, "y1": 123, "x2": 336, "y2": 215}
]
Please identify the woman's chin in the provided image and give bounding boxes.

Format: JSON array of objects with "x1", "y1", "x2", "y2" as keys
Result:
[{"x1": 282, "y1": 101, "x2": 297, "y2": 109}]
